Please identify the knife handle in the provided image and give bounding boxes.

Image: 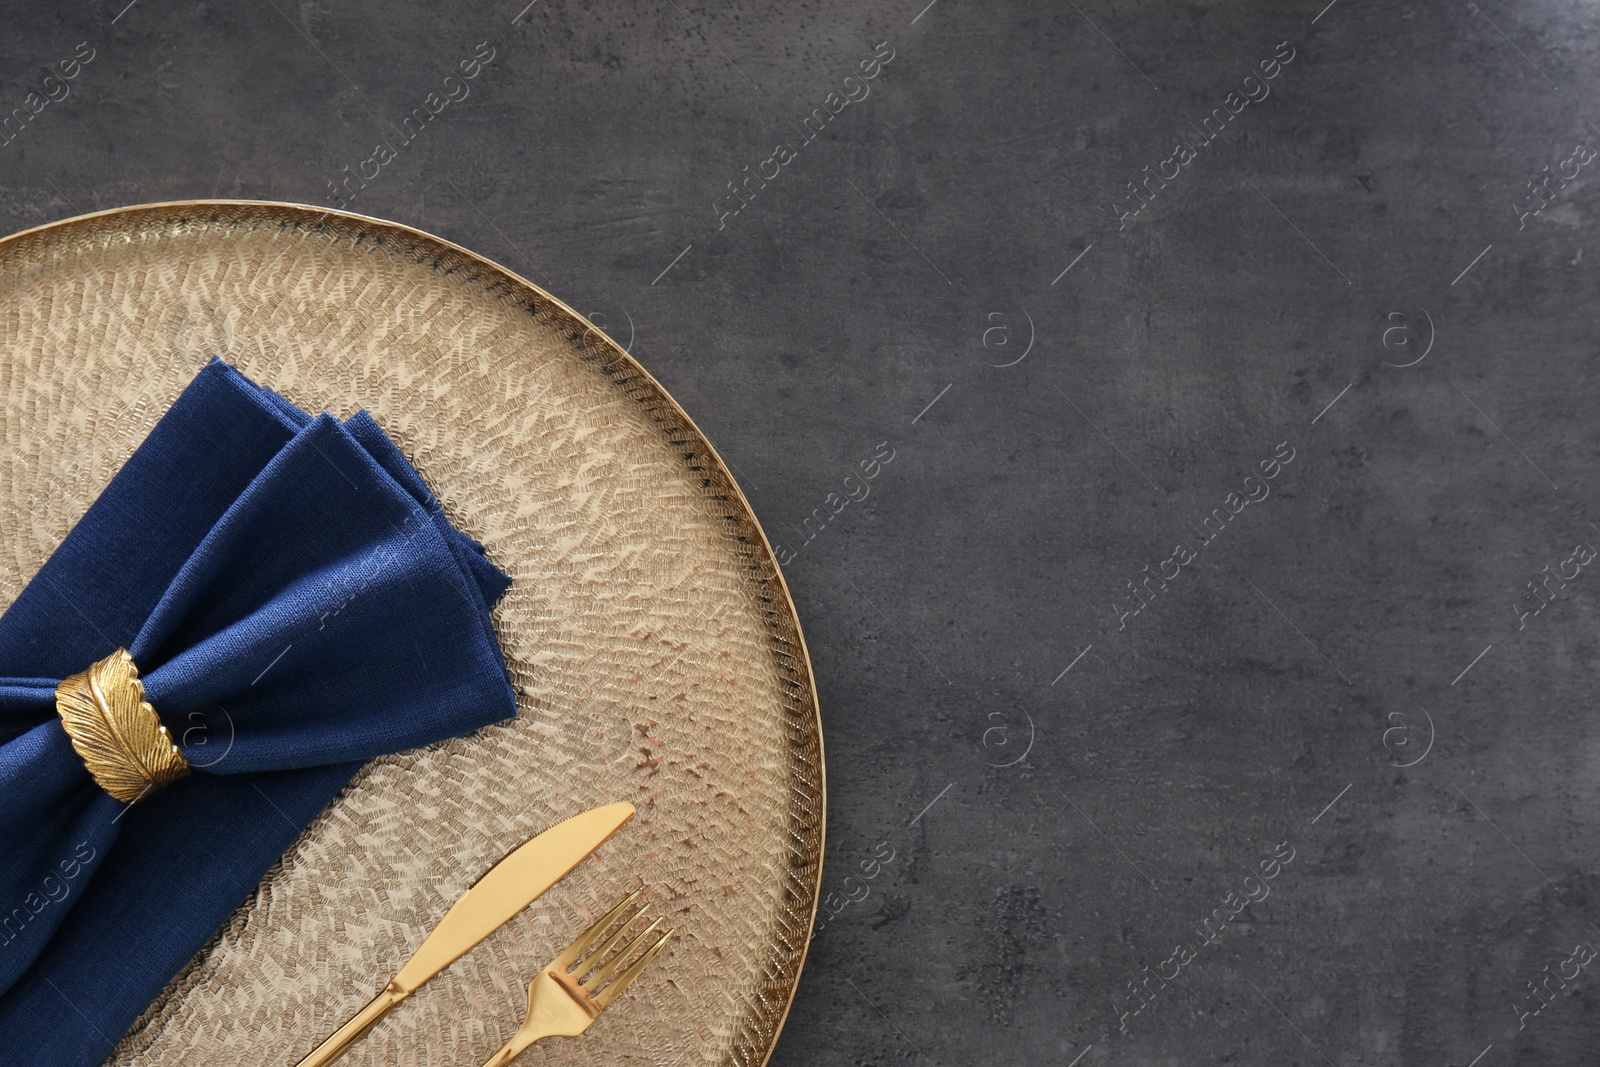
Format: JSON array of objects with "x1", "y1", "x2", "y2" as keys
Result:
[{"x1": 292, "y1": 982, "x2": 408, "y2": 1067}]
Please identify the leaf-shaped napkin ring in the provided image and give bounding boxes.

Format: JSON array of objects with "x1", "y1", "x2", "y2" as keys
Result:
[{"x1": 54, "y1": 648, "x2": 190, "y2": 803}]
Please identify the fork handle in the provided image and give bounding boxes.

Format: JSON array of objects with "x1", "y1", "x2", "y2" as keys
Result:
[
  {"x1": 478, "y1": 1035, "x2": 536, "y2": 1067},
  {"x1": 292, "y1": 982, "x2": 408, "y2": 1067}
]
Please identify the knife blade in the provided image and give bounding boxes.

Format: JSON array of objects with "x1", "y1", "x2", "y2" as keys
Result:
[{"x1": 292, "y1": 800, "x2": 635, "y2": 1067}]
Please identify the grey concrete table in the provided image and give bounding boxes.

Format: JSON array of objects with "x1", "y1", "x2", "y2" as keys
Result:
[{"x1": 3, "y1": 1, "x2": 1596, "y2": 1064}]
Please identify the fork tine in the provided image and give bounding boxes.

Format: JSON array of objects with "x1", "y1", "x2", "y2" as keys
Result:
[
  {"x1": 574, "y1": 908, "x2": 652, "y2": 982},
  {"x1": 580, "y1": 917, "x2": 663, "y2": 990},
  {"x1": 591, "y1": 928, "x2": 674, "y2": 1010},
  {"x1": 553, "y1": 890, "x2": 642, "y2": 971}
]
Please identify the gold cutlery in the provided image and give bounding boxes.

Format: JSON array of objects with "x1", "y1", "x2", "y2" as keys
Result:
[
  {"x1": 477, "y1": 889, "x2": 674, "y2": 1066},
  {"x1": 292, "y1": 801, "x2": 635, "y2": 1067}
]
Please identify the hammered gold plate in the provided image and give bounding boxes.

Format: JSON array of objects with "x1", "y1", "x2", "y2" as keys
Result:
[{"x1": 0, "y1": 201, "x2": 824, "y2": 1067}]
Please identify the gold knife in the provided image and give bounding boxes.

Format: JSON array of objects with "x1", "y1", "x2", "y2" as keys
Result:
[{"x1": 292, "y1": 800, "x2": 635, "y2": 1067}]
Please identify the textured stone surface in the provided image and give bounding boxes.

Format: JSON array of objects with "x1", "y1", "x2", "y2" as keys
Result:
[{"x1": 2, "y1": 1, "x2": 1597, "y2": 1064}]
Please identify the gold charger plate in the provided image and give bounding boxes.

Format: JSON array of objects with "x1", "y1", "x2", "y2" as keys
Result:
[{"x1": 0, "y1": 201, "x2": 824, "y2": 1067}]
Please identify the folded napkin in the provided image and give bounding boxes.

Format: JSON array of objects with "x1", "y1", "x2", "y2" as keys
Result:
[{"x1": 0, "y1": 359, "x2": 517, "y2": 1065}]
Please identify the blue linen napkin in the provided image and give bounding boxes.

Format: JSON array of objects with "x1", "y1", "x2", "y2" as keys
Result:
[{"x1": 0, "y1": 359, "x2": 517, "y2": 1065}]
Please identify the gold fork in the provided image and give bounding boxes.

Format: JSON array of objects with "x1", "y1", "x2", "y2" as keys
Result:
[{"x1": 477, "y1": 890, "x2": 674, "y2": 1067}]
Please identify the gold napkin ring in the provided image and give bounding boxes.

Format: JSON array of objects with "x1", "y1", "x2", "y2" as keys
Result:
[{"x1": 55, "y1": 648, "x2": 190, "y2": 803}]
